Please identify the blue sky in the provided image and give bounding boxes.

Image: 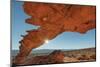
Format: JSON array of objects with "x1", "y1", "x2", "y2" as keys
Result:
[{"x1": 12, "y1": 0, "x2": 96, "y2": 50}]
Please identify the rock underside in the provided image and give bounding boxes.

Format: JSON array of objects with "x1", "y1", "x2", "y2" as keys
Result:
[{"x1": 13, "y1": 2, "x2": 96, "y2": 65}]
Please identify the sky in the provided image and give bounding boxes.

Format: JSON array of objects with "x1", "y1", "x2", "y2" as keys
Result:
[{"x1": 12, "y1": 0, "x2": 96, "y2": 50}]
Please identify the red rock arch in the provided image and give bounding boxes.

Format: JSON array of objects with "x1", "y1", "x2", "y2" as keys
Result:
[{"x1": 14, "y1": 2, "x2": 96, "y2": 65}]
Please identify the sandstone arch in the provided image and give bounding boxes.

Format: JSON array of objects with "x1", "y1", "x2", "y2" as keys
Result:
[{"x1": 14, "y1": 2, "x2": 96, "y2": 65}]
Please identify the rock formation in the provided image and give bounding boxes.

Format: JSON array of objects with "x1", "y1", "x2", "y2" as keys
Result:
[
  {"x1": 13, "y1": 2, "x2": 96, "y2": 65},
  {"x1": 23, "y1": 50, "x2": 64, "y2": 65}
]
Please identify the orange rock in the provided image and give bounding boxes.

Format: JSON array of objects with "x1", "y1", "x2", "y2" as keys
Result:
[
  {"x1": 19, "y1": 50, "x2": 64, "y2": 65},
  {"x1": 48, "y1": 50, "x2": 64, "y2": 63},
  {"x1": 14, "y1": 2, "x2": 96, "y2": 65}
]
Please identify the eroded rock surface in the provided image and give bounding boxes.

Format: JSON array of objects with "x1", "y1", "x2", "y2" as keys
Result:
[
  {"x1": 19, "y1": 50, "x2": 64, "y2": 65},
  {"x1": 14, "y1": 2, "x2": 96, "y2": 65}
]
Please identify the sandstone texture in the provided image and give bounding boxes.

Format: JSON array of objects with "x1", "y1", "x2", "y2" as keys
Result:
[
  {"x1": 14, "y1": 2, "x2": 96, "y2": 65},
  {"x1": 24, "y1": 50, "x2": 64, "y2": 65}
]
